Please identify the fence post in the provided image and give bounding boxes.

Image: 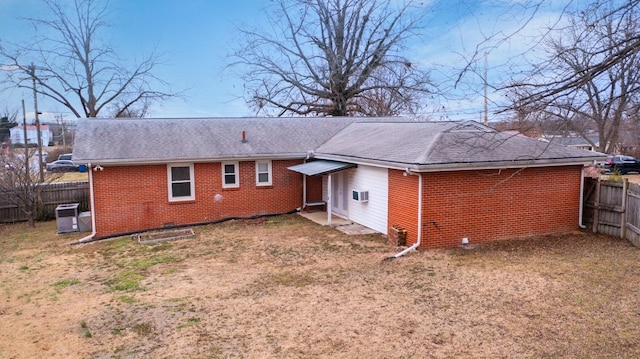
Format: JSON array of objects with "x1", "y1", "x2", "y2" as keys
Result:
[
  {"x1": 621, "y1": 179, "x2": 628, "y2": 239},
  {"x1": 592, "y1": 177, "x2": 601, "y2": 233}
]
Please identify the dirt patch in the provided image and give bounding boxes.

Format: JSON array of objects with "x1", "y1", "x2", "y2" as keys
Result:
[{"x1": 1, "y1": 216, "x2": 639, "y2": 358}]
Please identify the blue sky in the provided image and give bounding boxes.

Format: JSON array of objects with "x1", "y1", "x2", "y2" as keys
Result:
[{"x1": 0, "y1": 0, "x2": 573, "y2": 123}]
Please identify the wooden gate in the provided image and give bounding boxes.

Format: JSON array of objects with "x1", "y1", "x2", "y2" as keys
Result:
[
  {"x1": 583, "y1": 178, "x2": 640, "y2": 247},
  {"x1": 626, "y1": 182, "x2": 640, "y2": 247}
]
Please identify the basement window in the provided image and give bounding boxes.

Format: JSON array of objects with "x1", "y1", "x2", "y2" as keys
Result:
[
  {"x1": 222, "y1": 162, "x2": 239, "y2": 188},
  {"x1": 167, "y1": 164, "x2": 195, "y2": 201}
]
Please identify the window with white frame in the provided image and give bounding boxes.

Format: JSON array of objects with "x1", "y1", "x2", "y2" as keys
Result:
[
  {"x1": 167, "y1": 164, "x2": 195, "y2": 201},
  {"x1": 222, "y1": 162, "x2": 239, "y2": 188},
  {"x1": 255, "y1": 160, "x2": 272, "y2": 186}
]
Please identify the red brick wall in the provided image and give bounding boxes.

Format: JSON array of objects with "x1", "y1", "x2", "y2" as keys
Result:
[
  {"x1": 388, "y1": 166, "x2": 583, "y2": 249},
  {"x1": 306, "y1": 176, "x2": 323, "y2": 202},
  {"x1": 91, "y1": 160, "x2": 303, "y2": 237},
  {"x1": 388, "y1": 170, "x2": 420, "y2": 248}
]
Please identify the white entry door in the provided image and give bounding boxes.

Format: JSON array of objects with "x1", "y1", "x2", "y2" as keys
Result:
[{"x1": 331, "y1": 171, "x2": 349, "y2": 217}]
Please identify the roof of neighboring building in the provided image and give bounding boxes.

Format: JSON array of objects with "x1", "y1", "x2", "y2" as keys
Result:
[
  {"x1": 315, "y1": 121, "x2": 605, "y2": 171},
  {"x1": 544, "y1": 135, "x2": 599, "y2": 147},
  {"x1": 10, "y1": 125, "x2": 51, "y2": 131},
  {"x1": 73, "y1": 117, "x2": 605, "y2": 170}
]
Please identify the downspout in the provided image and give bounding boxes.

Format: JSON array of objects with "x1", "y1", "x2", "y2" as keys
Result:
[
  {"x1": 77, "y1": 163, "x2": 97, "y2": 242},
  {"x1": 302, "y1": 151, "x2": 313, "y2": 211},
  {"x1": 327, "y1": 174, "x2": 332, "y2": 226},
  {"x1": 578, "y1": 167, "x2": 586, "y2": 229},
  {"x1": 391, "y1": 168, "x2": 423, "y2": 259}
]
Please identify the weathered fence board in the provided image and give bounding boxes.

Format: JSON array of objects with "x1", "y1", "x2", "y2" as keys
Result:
[
  {"x1": 583, "y1": 178, "x2": 639, "y2": 248},
  {"x1": 626, "y1": 182, "x2": 640, "y2": 247},
  {"x1": 0, "y1": 181, "x2": 89, "y2": 223}
]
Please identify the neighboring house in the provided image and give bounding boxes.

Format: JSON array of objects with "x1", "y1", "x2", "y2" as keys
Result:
[
  {"x1": 73, "y1": 117, "x2": 604, "y2": 249},
  {"x1": 10, "y1": 125, "x2": 53, "y2": 147},
  {"x1": 544, "y1": 134, "x2": 601, "y2": 152}
]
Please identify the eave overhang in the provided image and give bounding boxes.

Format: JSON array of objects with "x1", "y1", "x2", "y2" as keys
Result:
[
  {"x1": 287, "y1": 160, "x2": 356, "y2": 176},
  {"x1": 73, "y1": 153, "x2": 308, "y2": 167},
  {"x1": 314, "y1": 153, "x2": 607, "y2": 172}
]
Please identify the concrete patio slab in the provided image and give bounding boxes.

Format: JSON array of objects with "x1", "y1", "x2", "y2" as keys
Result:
[{"x1": 298, "y1": 211, "x2": 378, "y2": 235}]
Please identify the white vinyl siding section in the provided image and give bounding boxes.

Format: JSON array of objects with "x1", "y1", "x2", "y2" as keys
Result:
[
  {"x1": 347, "y1": 165, "x2": 388, "y2": 233},
  {"x1": 321, "y1": 165, "x2": 388, "y2": 233}
]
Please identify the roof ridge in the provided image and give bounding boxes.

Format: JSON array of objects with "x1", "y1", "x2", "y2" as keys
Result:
[{"x1": 416, "y1": 130, "x2": 445, "y2": 163}]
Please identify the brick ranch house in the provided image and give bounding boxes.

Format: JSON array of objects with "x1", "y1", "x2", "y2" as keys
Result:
[{"x1": 72, "y1": 117, "x2": 604, "y2": 249}]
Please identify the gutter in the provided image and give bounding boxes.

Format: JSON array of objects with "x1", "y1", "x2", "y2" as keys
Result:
[
  {"x1": 389, "y1": 168, "x2": 423, "y2": 259},
  {"x1": 315, "y1": 154, "x2": 606, "y2": 173},
  {"x1": 76, "y1": 163, "x2": 97, "y2": 242},
  {"x1": 74, "y1": 153, "x2": 310, "y2": 167}
]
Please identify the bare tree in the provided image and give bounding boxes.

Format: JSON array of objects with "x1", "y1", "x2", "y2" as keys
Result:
[
  {"x1": 0, "y1": 0, "x2": 173, "y2": 118},
  {"x1": 0, "y1": 106, "x2": 18, "y2": 144},
  {"x1": 508, "y1": 2, "x2": 640, "y2": 154},
  {"x1": 111, "y1": 98, "x2": 151, "y2": 118},
  {"x1": 0, "y1": 151, "x2": 61, "y2": 227},
  {"x1": 231, "y1": 0, "x2": 433, "y2": 117}
]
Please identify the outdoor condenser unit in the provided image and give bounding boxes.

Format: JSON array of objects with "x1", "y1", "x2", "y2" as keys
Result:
[
  {"x1": 78, "y1": 211, "x2": 91, "y2": 232},
  {"x1": 56, "y1": 203, "x2": 80, "y2": 234}
]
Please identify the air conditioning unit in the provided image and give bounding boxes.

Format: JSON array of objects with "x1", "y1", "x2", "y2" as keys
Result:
[
  {"x1": 352, "y1": 189, "x2": 369, "y2": 202},
  {"x1": 56, "y1": 203, "x2": 79, "y2": 234}
]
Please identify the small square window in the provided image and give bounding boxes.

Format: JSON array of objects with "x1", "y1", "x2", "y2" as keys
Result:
[
  {"x1": 255, "y1": 161, "x2": 272, "y2": 186},
  {"x1": 222, "y1": 162, "x2": 239, "y2": 188}
]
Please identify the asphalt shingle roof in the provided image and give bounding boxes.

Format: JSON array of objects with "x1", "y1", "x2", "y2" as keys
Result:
[
  {"x1": 315, "y1": 121, "x2": 605, "y2": 170},
  {"x1": 73, "y1": 117, "x2": 605, "y2": 170},
  {"x1": 73, "y1": 117, "x2": 406, "y2": 164}
]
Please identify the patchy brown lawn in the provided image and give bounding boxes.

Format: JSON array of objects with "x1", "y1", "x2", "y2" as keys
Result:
[
  {"x1": 53, "y1": 171, "x2": 89, "y2": 182},
  {"x1": 1, "y1": 215, "x2": 639, "y2": 358},
  {"x1": 623, "y1": 173, "x2": 640, "y2": 183}
]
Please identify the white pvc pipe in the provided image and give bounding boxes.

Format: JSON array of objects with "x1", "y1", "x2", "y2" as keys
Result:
[
  {"x1": 393, "y1": 169, "x2": 423, "y2": 258},
  {"x1": 302, "y1": 175, "x2": 307, "y2": 210},
  {"x1": 579, "y1": 166, "x2": 586, "y2": 229},
  {"x1": 302, "y1": 152, "x2": 311, "y2": 211},
  {"x1": 77, "y1": 163, "x2": 97, "y2": 242},
  {"x1": 327, "y1": 174, "x2": 332, "y2": 226}
]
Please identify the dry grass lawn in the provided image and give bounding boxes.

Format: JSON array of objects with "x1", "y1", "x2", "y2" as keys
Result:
[
  {"x1": 53, "y1": 171, "x2": 89, "y2": 182},
  {"x1": 1, "y1": 215, "x2": 639, "y2": 358}
]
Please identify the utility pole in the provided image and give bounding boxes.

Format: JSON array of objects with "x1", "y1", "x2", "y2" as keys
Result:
[
  {"x1": 31, "y1": 63, "x2": 44, "y2": 182},
  {"x1": 22, "y1": 99, "x2": 30, "y2": 186},
  {"x1": 56, "y1": 114, "x2": 67, "y2": 147},
  {"x1": 483, "y1": 53, "x2": 488, "y2": 127}
]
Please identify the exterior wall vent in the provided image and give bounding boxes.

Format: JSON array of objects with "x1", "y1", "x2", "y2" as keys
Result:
[{"x1": 352, "y1": 189, "x2": 369, "y2": 202}]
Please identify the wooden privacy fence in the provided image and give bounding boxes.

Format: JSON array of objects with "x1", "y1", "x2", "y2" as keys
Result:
[
  {"x1": 0, "y1": 181, "x2": 89, "y2": 223},
  {"x1": 583, "y1": 177, "x2": 640, "y2": 248}
]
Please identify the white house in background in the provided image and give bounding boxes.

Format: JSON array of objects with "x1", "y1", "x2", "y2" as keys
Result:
[
  {"x1": 543, "y1": 134, "x2": 602, "y2": 152},
  {"x1": 9, "y1": 125, "x2": 53, "y2": 146}
]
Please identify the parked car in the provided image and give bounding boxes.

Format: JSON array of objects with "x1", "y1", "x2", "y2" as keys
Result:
[
  {"x1": 604, "y1": 155, "x2": 640, "y2": 174},
  {"x1": 58, "y1": 153, "x2": 72, "y2": 161},
  {"x1": 46, "y1": 160, "x2": 78, "y2": 172}
]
